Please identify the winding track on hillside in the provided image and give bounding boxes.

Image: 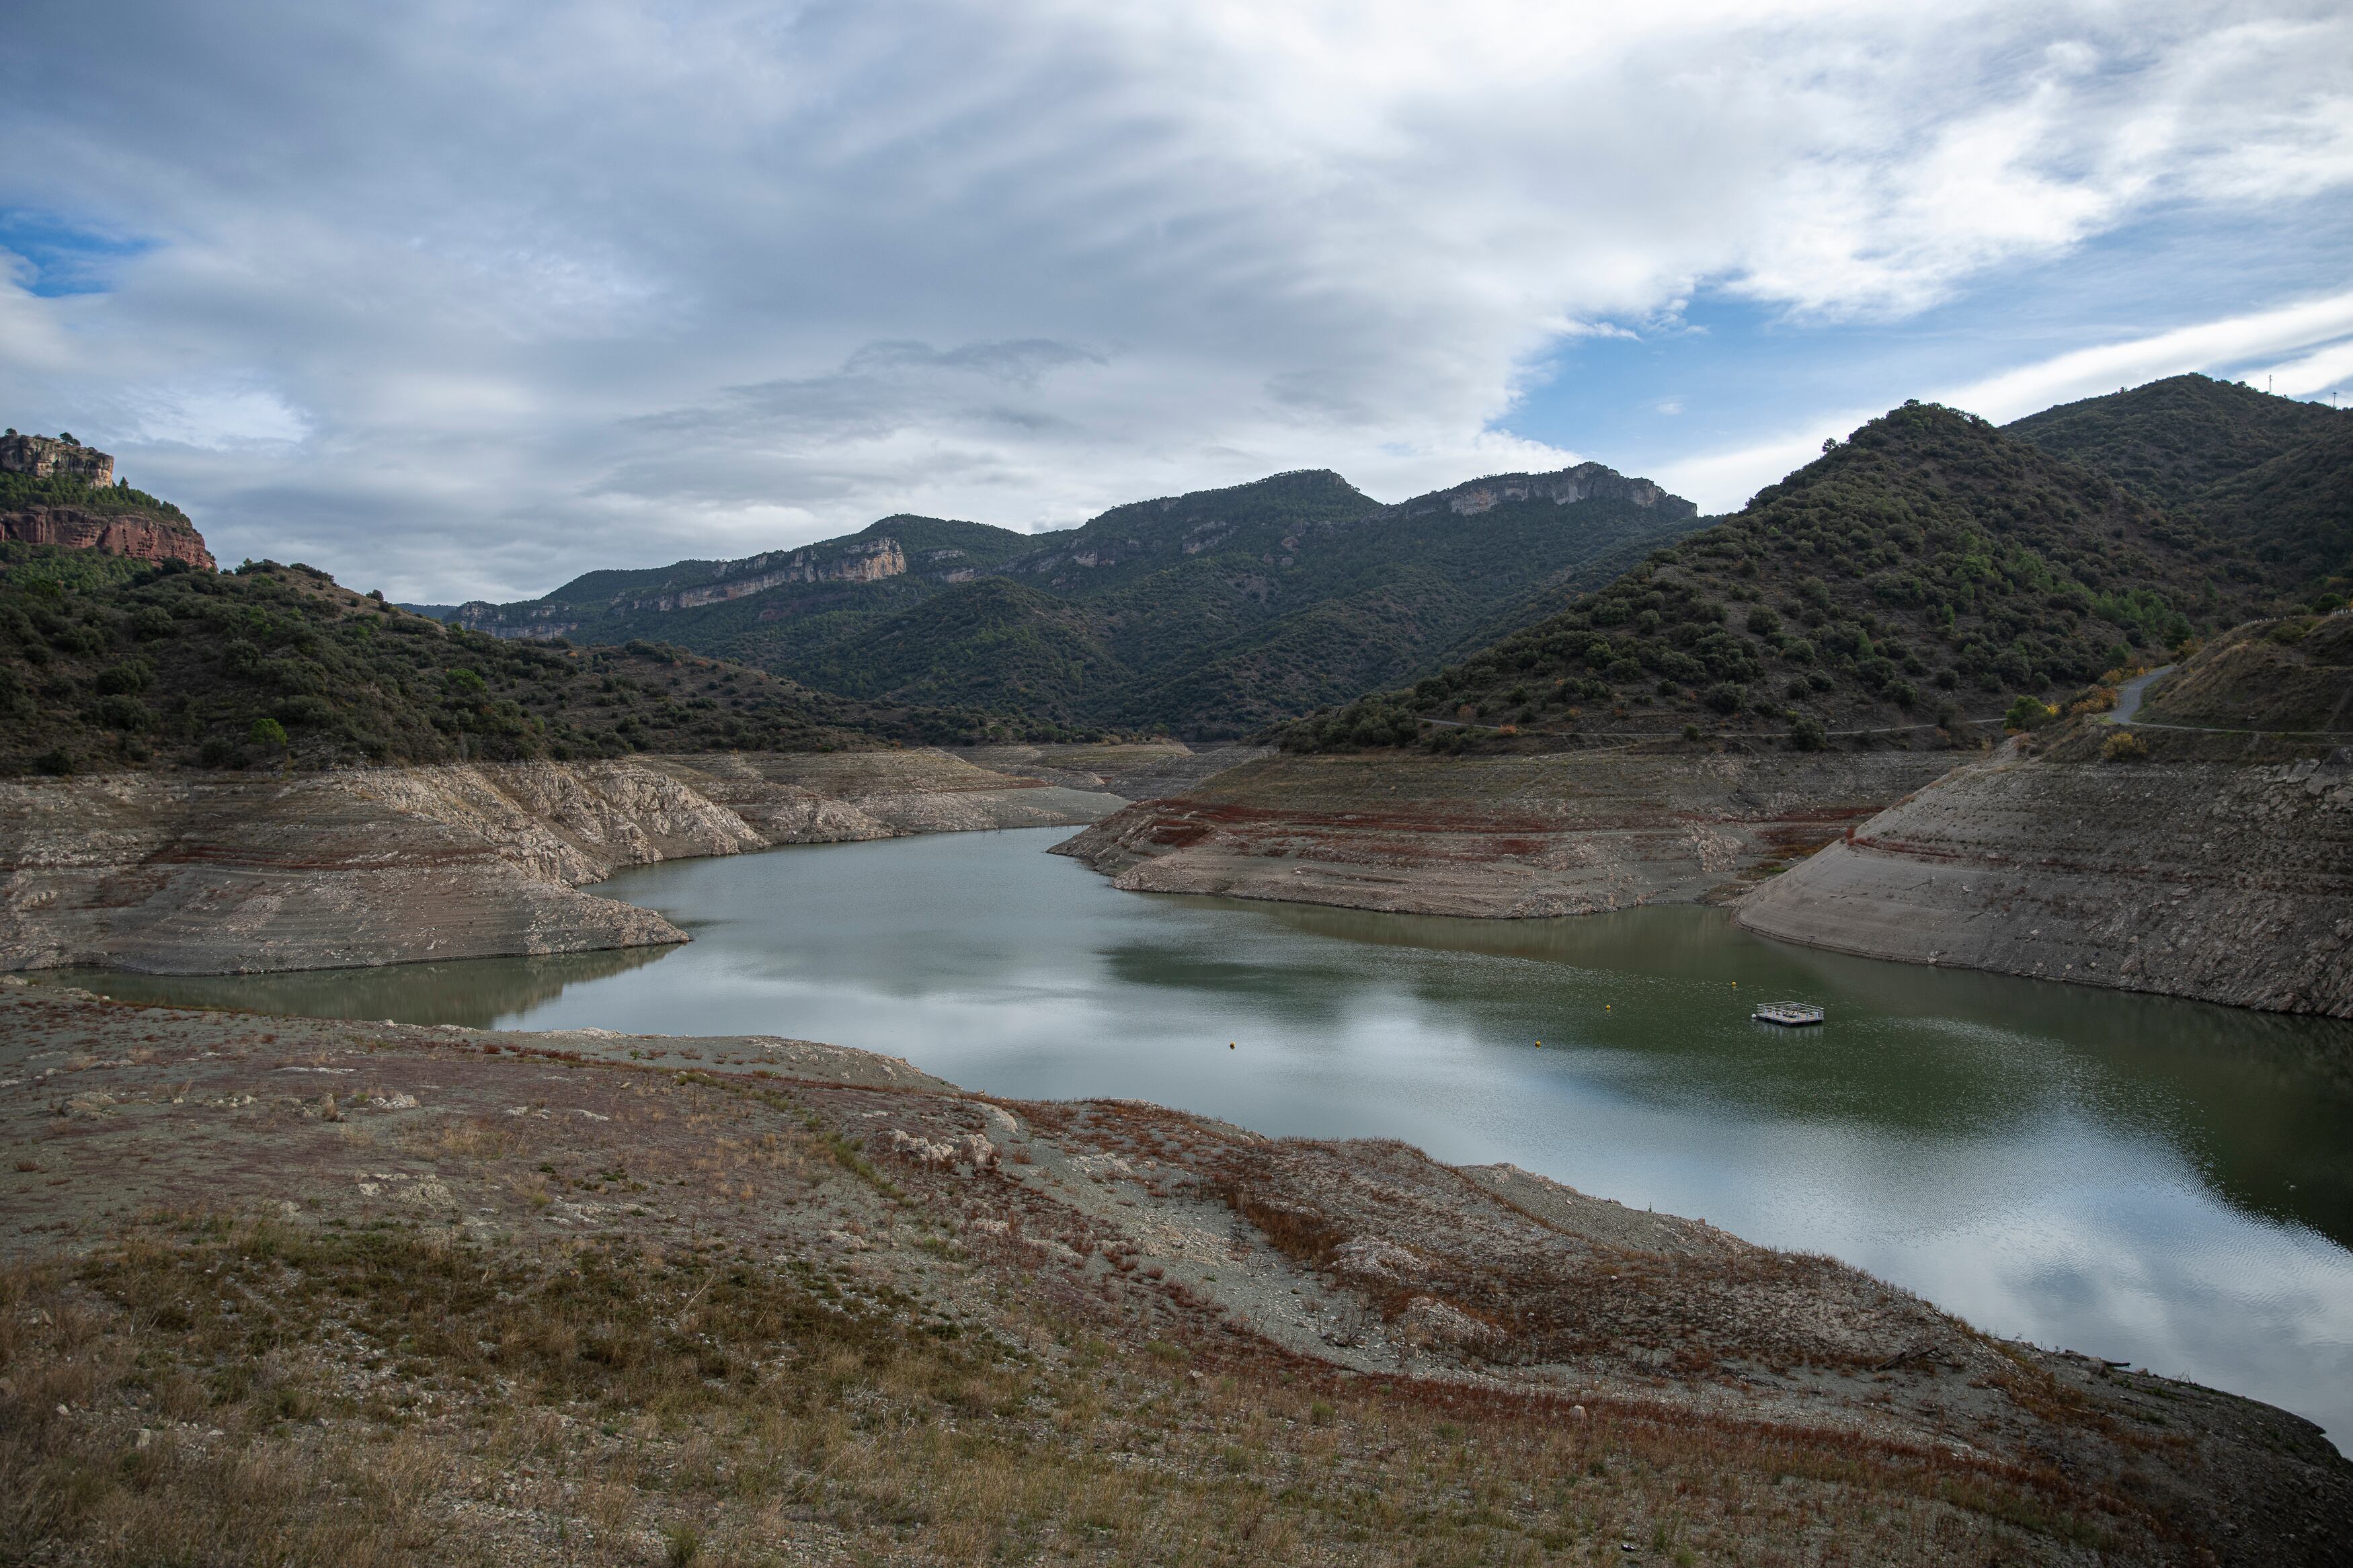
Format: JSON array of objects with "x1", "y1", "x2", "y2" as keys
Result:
[{"x1": 2106, "y1": 663, "x2": 2353, "y2": 739}]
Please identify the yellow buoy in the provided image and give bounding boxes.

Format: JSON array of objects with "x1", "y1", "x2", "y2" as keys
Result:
[
  {"x1": 1535, "y1": 1040, "x2": 1542, "y2": 1048},
  {"x1": 1228, "y1": 1042, "x2": 1236, "y2": 1050}
]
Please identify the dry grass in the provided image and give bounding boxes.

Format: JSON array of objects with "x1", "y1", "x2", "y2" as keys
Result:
[{"x1": 0, "y1": 1208, "x2": 2142, "y2": 1567}]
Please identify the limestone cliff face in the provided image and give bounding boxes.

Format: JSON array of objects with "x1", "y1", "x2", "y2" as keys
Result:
[
  {"x1": 448, "y1": 538, "x2": 909, "y2": 638},
  {"x1": 0, "y1": 432, "x2": 114, "y2": 485},
  {"x1": 1734, "y1": 745, "x2": 2353, "y2": 1016},
  {"x1": 0, "y1": 503, "x2": 216, "y2": 569},
  {"x1": 1054, "y1": 749, "x2": 1954, "y2": 918},
  {"x1": 0, "y1": 749, "x2": 1123, "y2": 975},
  {"x1": 1430, "y1": 463, "x2": 1694, "y2": 519}
]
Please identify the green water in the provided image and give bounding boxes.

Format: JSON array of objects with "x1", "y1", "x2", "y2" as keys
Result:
[{"x1": 56, "y1": 826, "x2": 2353, "y2": 1446}]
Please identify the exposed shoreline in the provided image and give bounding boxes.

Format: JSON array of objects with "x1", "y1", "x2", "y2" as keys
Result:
[
  {"x1": 0, "y1": 745, "x2": 1192, "y2": 976},
  {"x1": 1052, "y1": 747, "x2": 1959, "y2": 918}
]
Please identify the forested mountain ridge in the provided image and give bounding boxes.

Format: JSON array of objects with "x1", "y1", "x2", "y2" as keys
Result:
[
  {"x1": 430, "y1": 515, "x2": 1035, "y2": 641},
  {"x1": 0, "y1": 544, "x2": 1083, "y2": 778},
  {"x1": 2006, "y1": 374, "x2": 2351, "y2": 596},
  {"x1": 1286, "y1": 401, "x2": 2268, "y2": 752},
  {"x1": 2004, "y1": 373, "x2": 2342, "y2": 510},
  {"x1": 415, "y1": 463, "x2": 1706, "y2": 737}
]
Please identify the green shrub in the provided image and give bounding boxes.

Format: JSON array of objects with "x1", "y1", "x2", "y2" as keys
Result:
[{"x1": 2003, "y1": 696, "x2": 2057, "y2": 731}]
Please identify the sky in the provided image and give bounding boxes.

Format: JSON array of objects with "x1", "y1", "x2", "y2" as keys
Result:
[{"x1": 3, "y1": 1, "x2": 2350, "y2": 604}]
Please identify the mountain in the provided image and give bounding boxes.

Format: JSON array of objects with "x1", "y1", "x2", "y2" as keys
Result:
[
  {"x1": 424, "y1": 464, "x2": 1704, "y2": 737},
  {"x1": 432, "y1": 514, "x2": 1035, "y2": 645},
  {"x1": 0, "y1": 546, "x2": 1086, "y2": 777},
  {"x1": 2005, "y1": 373, "x2": 2342, "y2": 509},
  {"x1": 1283, "y1": 400, "x2": 2268, "y2": 752},
  {"x1": 2006, "y1": 374, "x2": 2352, "y2": 596}
]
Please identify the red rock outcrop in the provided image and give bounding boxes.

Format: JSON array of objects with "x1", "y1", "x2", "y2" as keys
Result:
[{"x1": 0, "y1": 502, "x2": 216, "y2": 569}]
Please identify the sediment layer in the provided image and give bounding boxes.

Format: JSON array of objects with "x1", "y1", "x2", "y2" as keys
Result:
[
  {"x1": 0, "y1": 747, "x2": 1124, "y2": 975},
  {"x1": 1735, "y1": 742, "x2": 2353, "y2": 1016},
  {"x1": 6, "y1": 981, "x2": 2344, "y2": 1564},
  {"x1": 1055, "y1": 748, "x2": 1959, "y2": 917}
]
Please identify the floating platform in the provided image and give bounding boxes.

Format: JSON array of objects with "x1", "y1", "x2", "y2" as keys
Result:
[{"x1": 1752, "y1": 1002, "x2": 1825, "y2": 1026}]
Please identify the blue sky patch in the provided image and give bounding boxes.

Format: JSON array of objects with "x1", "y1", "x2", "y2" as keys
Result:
[
  {"x1": 1502, "y1": 196, "x2": 2353, "y2": 489},
  {"x1": 0, "y1": 208, "x2": 154, "y2": 297}
]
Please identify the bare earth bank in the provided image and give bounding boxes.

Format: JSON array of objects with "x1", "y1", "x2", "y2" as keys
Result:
[
  {"x1": 1053, "y1": 749, "x2": 1959, "y2": 918},
  {"x1": 1734, "y1": 737, "x2": 2353, "y2": 1017},
  {"x1": 0, "y1": 747, "x2": 1179, "y2": 975}
]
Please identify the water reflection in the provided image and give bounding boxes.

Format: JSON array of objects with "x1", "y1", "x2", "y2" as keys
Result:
[
  {"x1": 39, "y1": 825, "x2": 2353, "y2": 1448},
  {"x1": 42, "y1": 943, "x2": 674, "y2": 1028}
]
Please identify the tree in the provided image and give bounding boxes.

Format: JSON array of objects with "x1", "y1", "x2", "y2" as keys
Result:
[
  {"x1": 2003, "y1": 696, "x2": 2056, "y2": 731},
  {"x1": 249, "y1": 716, "x2": 289, "y2": 749}
]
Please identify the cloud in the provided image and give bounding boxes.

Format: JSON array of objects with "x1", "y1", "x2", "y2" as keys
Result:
[
  {"x1": 0, "y1": 0, "x2": 2347, "y2": 597},
  {"x1": 1942, "y1": 288, "x2": 2353, "y2": 421}
]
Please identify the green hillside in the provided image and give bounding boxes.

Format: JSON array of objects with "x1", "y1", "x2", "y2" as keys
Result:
[
  {"x1": 2180, "y1": 418, "x2": 2353, "y2": 595},
  {"x1": 2007, "y1": 374, "x2": 2351, "y2": 597},
  {"x1": 996, "y1": 468, "x2": 1378, "y2": 597},
  {"x1": 0, "y1": 546, "x2": 1086, "y2": 777},
  {"x1": 0, "y1": 470, "x2": 196, "y2": 525},
  {"x1": 2005, "y1": 373, "x2": 2342, "y2": 510},
  {"x1": 420, "y1": 466, "x2": 1706, "y2": 737},
  {"x1": 1285, "y1": 401, "x2": 2268, "y2": 753},
  {"x1": 783, "y1": 577, "x2": 1123, "y2": 714}
]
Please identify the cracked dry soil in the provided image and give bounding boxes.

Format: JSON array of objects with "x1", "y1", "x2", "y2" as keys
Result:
[{"x1": 3, "y1": 980, "x2": 2347, "y2": 1565}]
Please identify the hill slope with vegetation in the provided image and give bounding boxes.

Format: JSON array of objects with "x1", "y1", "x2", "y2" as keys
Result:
[
  {"x1": 0, "y1": 546, "x2": 1084, "y2": 777},
  {"x1": 2005, "y1": 373, "x2": 2342, "y2": 510},
  {"x1": 2184, "y1": 417, "x2": 2353, "y2": 595},
  {"x1": 1283, "y1": 401, "x2": 2267, "y2": 753},
  {"x1": 2006, "y1": 374, "x2": 2351, "y2": 597},
  {"x1": 421, "y1": 466, "x2": 1706, "y2": 737}
]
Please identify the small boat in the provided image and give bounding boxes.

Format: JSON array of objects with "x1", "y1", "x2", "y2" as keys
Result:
[{"x1": 1752, "y1": 1002, "x2": 1825, "y2": 1026}]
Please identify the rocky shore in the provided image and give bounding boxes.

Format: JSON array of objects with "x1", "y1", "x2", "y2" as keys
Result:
[
  {"x1": 1055, "y1": 747, "x2": 1958, "y2": 917},
  {"x1": 4, "y1": 981, "x2": 2344, "y2": 1565},
  {"x1": 0, "y1": 747, "x2": 1152, "y2": 975},
  {"x1": 1739, "y1": 618, "x2": 2353, "y2": 1016},
  {"x1": 1734, "y1": 737, "x2": 2353, "y2": 1016}
]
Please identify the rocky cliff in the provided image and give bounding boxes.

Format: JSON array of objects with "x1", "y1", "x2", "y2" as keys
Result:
[
  {"x1": 0, "y1": 502, "x2": 215, "y2": 569},
  {"x1": 0, "y1": 748, "x2": 1124, "y2": 974},
  {"x1": 1737, "y1": 617, "x2": 2353, "y2": 1016},
  {"x1": 1055, "y1": 747, "x2": 1957, "y2": 917}
]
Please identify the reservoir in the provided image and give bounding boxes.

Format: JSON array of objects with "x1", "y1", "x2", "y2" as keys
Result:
[{"x1": 62, "y1": 825, "x2": 2353, "y2": 1446}]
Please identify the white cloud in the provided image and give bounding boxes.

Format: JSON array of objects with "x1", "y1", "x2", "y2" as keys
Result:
[
  {"x1": 1942, "y1": 289, "x2": 2353, "y2": 421},
  {"x1": 0, "y1": 0, "x2": 2348, "y2": 597},
  {"x1": 128, "y1": 384, "x2": 311, "y2": 450}
]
